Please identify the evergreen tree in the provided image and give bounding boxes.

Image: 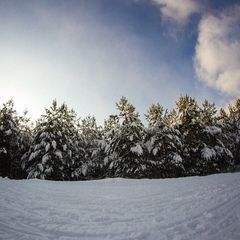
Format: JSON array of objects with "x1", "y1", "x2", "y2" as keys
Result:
[
  {"x1": 105, "y1": 97, "x2": 147, "y2": 178},
  {"x1": 22, "y1": 100, "x2": 82, "y2": 180},
  {"x1": 176, "y1": 95, "x2": 204, "y2": 175},
  {"x1": 232, "y1": 99, "x2": 240, "y2": 165},
  {"x1": 12, "y1": 110, "x2": 32, "y2": 179},
  {"x1": 145, "y1": 104, "x2": 184, "y2": 178},
  {"x1": 218, "y1": 99, "x2": 240, "y2": 166},
  {"x1": 200, "y1": 100, "x2": 233, "y2": 174},
  {"x1": 0, "y1": 99, "x2": 19, "y2": 177},
  {"x1": 74, "y1": 115, "x2": 103, "y2": 179},
  {"x1": 145, "y1": 104, "x2": 165, "y2": 128},
  {"x1": 0, "y1": 100, "x2": 31, "y2": 178},
  {"x1": 176, "y1": 95, "x2": 233, "y2": 175},
  {"x1": 165, "y1": 108, "x2": 178, "y2": 127},
  {"x1": 102, "y1": 115, "x2": 120, "y2": 177},
  {"x1": 1, "y1": 95, "x2": 238, "y2": 180},
  {"x1": 200, "y1": 125, "x2": 233, "y2": 174},
  {"x1": 200, "y1": 100, "x2": 217, "y2": 126}
]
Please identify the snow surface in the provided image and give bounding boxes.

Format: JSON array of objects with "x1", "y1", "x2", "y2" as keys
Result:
[{"x1": 0, "y1": 173, "x2": 240, "y2": 240}]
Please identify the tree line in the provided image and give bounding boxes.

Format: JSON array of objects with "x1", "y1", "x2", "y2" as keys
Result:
[{"x1": 0, "y1": 95, "x2": 239, "y2": 180}]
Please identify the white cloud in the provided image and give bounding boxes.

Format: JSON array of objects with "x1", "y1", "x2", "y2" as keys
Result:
[
  {"x1": 0, "y1": 1, "x2": 180, "y2": 124},
  {"x1": 151, "y1": 0, "x2": 199, "y2": 24},
  {"x1": 194, "y1": 6, "x2": 240, "y2": 97}
]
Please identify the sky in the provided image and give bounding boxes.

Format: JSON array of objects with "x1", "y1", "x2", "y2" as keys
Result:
[{"x1": 1, "y1": 0, "x2": 240, "y2": 125}]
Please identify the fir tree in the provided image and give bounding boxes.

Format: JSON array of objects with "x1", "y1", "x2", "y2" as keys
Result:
[
  {"x1": 106, "y1": 97, "x2": 147, "y2": 178},
  {"x1": 176, "y1": 95, "x2": 203, "y2": 175},
  {"x1": 102, "y1": 115, "x2": 120, "y2": 177},
  {"x1": 200, "y1": 100, "x2": 217, "y2": 126},
  {"x1": 22, "y1": 100, "x2": 82, "y2": 180},
  {"x1": 218, "y1": 99, "x2": 240, "y2": 166},
  {"x1": 176, "y1": 95, "x2": 233, "y2": 175},
  {"x1": 0, "y1": 100, "x2": 19, "y2": 177},
  {"x1": 200, "y1": 100, "x2": 233, "y2": 174},
  {"x1": 0, "y1": 100, "x2": 31, "y2": 178},
  {"x1": 12, "y1": 109, "x2": 32, "y2": 179},
  {"x1": 1, "y1": 95, "x2": 238, "y2": 180},
  {"x1": 74, "y1": 115, "x2": 103, "y2": 179},
  {"x1": 145, "y1": 104, "x2": 184, "y2": 178}
]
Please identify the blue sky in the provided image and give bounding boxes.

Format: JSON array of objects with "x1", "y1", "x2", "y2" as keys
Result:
[{"x1": 1, "y1": 0, "x2": 240, "y2": 125}]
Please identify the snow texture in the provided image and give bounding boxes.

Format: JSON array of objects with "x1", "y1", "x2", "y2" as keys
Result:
[
  {"x1": 130, "y1": 144, "x2": 143, "y2": 156},
  {"x1": 62, "y1": 144, "x2": 67, "y2": 151},
  {"x1": 37, "y1": 163, "x2": 43, "y2": 172},
  {"x1": 172, "y1": 153, "x2": 182, "y2": 163},
  {"x1": 52, "y1": 140, "x2": 57, "y2": 149},
  {"x1": 204, "y1": 126, "x2": 222, "y2": 135},
  {"x1": 0, "y1": 173, "x2": 240, "y2": 240},
  {"x1": 5, "y1": 129, "x2": 12, "y2": 135},
  {"x1": 202, "y1": 147, "x2": 216, "y2": 161},
  {"x1": 153, "y1": 147, "x2": 158, "y2": 156},
  {"x1": 29, "y1": 150, "x2": 41, "y2": 161},
  {"x1": 45, "y1": 143, "x2": 50, "y2": 153},
  {"x1": 42, "y1": 154, "x2": 49, "y2": 164},
  {"x1": 55, "y1": 150, "x2": 62, "y2": 160}
]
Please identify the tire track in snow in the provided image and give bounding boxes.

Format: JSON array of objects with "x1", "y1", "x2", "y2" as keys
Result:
[
  {"x1": 150, "y1": 177, "x2": 240, "y2": 240},
  {"x1": 0, "y1": 173, "x2": 240, "y2": 240}
]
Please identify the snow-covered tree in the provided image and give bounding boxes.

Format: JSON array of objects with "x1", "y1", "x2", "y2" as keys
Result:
[
  {"x1": 145, "y1": 104, "x2": 184, "y2": 178},
  {"x1": 101, "y1": 115, "x2": 120, "y2": 177},
  {"x1": 200, "y1": 100, "x2": 217, "y2": 126},
  {"x1": 218, "y1": 99, "x2": 240, "y2": 167},
  {"x1": 74, "y1": 115, "x2": 104, "y2": 179},
  {"x1": 199, "y1": 100, "x2": 233, "y2": 174},
  {"x1": 22, "y1": 100, "x2": 82, "y2": 180},
  {"x1": 176, "y1": 95, "x2": 204, "y2": 175},
  {"x1": 0, "y1": 100, "x2": 19, "y2": 177},
  {"x1": 176, "y1": 95, "x2": 233, "y2": 175},
  {"x1": 2, "y1": 95, "x2": 238, "y2": 180},
  {"x1": 200, "y1": 126, "x2": 233, "y2": 174},
  {"x1": 0, "y1": 99, "x2": 31, "y2": 178},
  {"x1": 105, "y1": 97, "x2": 147, "y2": 178},
  {"x1": 230, "y1": 99, "x2": 240, "y2": 165},
  {"x1": 12, "y1": 109, "x2": 32, "y2": 179}
]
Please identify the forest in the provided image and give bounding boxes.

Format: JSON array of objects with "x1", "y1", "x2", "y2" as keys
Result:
[{"x1": 0, "y1": 95, "x2": 239, "y2": 180}]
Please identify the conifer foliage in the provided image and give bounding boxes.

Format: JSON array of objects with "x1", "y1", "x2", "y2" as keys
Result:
[
  {"x1": 145, "y1": 104, "x2": 184, "y2": 178},
  {"x1": 22, "y1": 100, "x2": 82, "y2": 180},
  {"x1": 0, "y1": 100, "x2": 31, "y2": 178},
  {"x1": 76, "y1": 115, "x2": 103, "y2": 179},
  {"x1": 105, "y1": 97, "x2": 147, "y2": 178},
  {"x1": 0, "y1": 96, "x2": 239, "y2": 180}
]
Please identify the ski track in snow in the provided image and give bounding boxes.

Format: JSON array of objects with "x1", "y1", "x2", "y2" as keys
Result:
[{"x1": 0, "y1": 173, "x2": 240, "y2": 240}]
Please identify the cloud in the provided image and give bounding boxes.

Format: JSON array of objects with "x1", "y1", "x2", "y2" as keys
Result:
[
  {"x1": 151, "y1": 0, "x2": 199, "y2": 24},
  {"x1": 194, "y1": 5, "x2": 240, "y2": 97},
  {"x1": 1, "y1": 0, "x2": 181, "y2": 123}
]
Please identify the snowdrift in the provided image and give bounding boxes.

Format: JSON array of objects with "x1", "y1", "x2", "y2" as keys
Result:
[{"x1": 0, "y1": 173, "x2": 240, "y2": 240}]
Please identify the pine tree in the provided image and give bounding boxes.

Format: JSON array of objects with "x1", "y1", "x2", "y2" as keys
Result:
[
  {"x1": 200, "y1": 100, "x2": 233, "y2": 174},
  {"x1": 102, "y1": 115, "x2": 120, "y2": 177},
  {"x1": 218, "y1": 99, "x2": 240, "y2": 167},
  {"x1": 176, "y1": 95, "x2": 203, "y2": 175},
  {"x1": 22, "y1": 100, "x2": 82, "y2": 180},
  {"x1": 176, "y1": 95, "x2": 233, "y2": 175},
  {"x1": 105, "y1": 97, "x2": 147, "y2": 178},
  {"x1": 74, "y1": 115, "x2": 103, "y2": 179},
  {"x1": 233, "y1": 99, "x2": 240, "y2": 165},
  {"x1": 12, "y1": 110, "x2": 32, "y2": 179},
  {"x1": 145, "y1": 104, "x2": 184, "y2": 178},
  {"x1": 0, "y1": 100, "x2": 31, "y2": 178},
  {"x1": 200, "y1": 100, "x2": 217, "y2": 126},
  {"x1": 0, "y1": 100, "x2": 19, "y2": 177}
]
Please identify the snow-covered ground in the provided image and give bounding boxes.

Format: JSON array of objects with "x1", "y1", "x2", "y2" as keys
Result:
[{"x1": 0, "y1": 173, "x2": 240, "y2": 240}]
